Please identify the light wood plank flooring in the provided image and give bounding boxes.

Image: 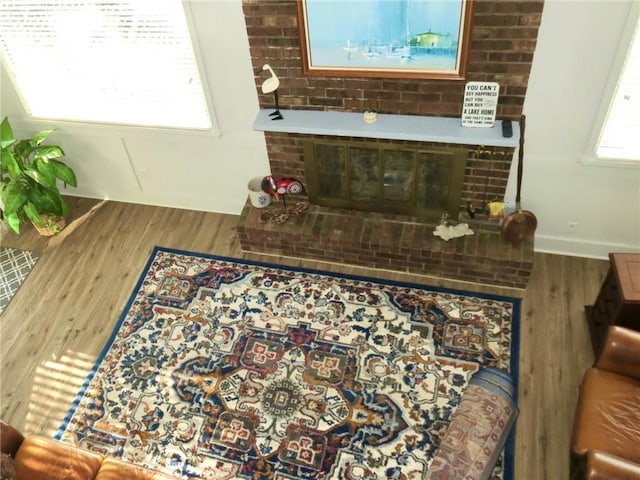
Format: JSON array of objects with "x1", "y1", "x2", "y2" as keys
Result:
[{"x1": 0, "y1": 197, "x2": 609, "y2": 479}]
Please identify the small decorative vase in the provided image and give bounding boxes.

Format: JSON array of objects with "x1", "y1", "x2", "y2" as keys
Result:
[
  {"x1": 363, "y1": 109, "x2": 378, "y2": 124},
  {"x1": 32, "y1": 214, "x2": 66, "y2": 236}
]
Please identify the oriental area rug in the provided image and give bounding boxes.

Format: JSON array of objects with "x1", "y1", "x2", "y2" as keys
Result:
[{"x1": 56, "y1": 247, "x2": 520, "y2": 480}]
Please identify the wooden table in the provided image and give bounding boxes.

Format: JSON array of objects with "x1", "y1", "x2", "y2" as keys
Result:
[{"x1": 585, "y1": 253, "x2": 640, "y2": 354}]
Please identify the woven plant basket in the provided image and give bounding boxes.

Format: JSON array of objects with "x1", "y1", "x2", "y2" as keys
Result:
[{"x1": 32, "y1": 214, "x2": 66, "y2": 236}]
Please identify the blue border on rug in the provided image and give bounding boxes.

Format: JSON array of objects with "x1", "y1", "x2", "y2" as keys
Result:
[{"x1": 56, "y1": 245, "x2": 522, "y2": 480}]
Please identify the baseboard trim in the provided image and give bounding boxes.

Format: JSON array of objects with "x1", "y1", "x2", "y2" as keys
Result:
[
  {"x1": 68, "y1": 192, "x2": 242, "y2": 216},
  {"x1": 534, "y1": 234, "x2": 639, "y2": 259}
]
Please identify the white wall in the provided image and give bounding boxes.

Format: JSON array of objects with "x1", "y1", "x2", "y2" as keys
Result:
[
  {"x1": 522, "y1": 0, "x2": 640, "y2": 257},
  {"x1": 2, "y1": 0, "x2": 639, "y2": 258},
  {"x1": 1, "y1": 1, "x2": 270, "y2": 215}
]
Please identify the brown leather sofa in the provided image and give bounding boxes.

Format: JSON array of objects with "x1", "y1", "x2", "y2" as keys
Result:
[
  {"x1": 0, "y1": 421, "x2": 178, "y2": 480},
  {"x1": 570, "y1": 325, "x2": 640, "y2": 480}
]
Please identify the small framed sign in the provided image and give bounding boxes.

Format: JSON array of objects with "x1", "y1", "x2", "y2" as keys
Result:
[{"x1": 461, "y1": 81, "x2": 499, "y2": 127}]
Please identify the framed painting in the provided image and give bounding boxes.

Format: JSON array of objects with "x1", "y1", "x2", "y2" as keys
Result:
[{"x1": 296, "y1": 0, "x2": 475, "y2": 80}]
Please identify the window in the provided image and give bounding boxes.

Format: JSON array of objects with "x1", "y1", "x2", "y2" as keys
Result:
[
  {"x1": 593, "y1": 5, "x2": 640, "y2": 163},
  {"x1": 0, "y1": 0, "x2": 214, "y2": 131}
]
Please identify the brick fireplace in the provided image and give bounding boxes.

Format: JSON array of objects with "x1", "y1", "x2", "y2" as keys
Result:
[{"x1": 238, "y1": 0, "x2": 544, "y2": 289}]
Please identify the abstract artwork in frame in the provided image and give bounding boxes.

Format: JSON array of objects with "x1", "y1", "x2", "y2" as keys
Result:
[{"x1": 297, "y1": 0, "x2": 475, "y2": 80}]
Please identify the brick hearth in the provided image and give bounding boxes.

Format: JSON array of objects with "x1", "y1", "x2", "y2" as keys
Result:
[{"x1": 238, "y1": 202, "x2": 534, "y2": 289}]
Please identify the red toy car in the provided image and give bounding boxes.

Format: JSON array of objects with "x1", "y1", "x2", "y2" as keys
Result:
[{"x1": 261, "y1": 176, "x2": 304, "y2": 200}]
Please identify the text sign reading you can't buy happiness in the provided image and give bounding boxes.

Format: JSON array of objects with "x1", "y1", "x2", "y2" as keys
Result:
[{"x1": 461, "y1": 81, "x2": 499, "y2": 128}]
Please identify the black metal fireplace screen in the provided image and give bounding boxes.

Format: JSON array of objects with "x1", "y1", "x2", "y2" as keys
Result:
[{"x1": 304, "y1": 139, "x2": 468, "y2": 220}]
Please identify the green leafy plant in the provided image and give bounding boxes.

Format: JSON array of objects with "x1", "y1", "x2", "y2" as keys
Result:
[{"x1": 0, "y1": 116, "x2": 77, "y2": 235}]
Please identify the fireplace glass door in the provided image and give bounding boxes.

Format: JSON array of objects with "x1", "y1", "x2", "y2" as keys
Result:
[{"x1": 304, "y1": 140, "x2": 467, "y2": 220}]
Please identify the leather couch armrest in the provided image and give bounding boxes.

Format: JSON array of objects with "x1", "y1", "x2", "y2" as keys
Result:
[
  {"x1": 14, "y1": 436, "x2": 103, "y2": 480},
  {"x1": 97, "y1": 458, "x2": 181, "y2": 480},
  {"x1": 586, "y1": 450, "x2": 640, "y2": 480},
  {"x1": 596, "y1": 326, "x2": 640, "y2": 380},
  {"x1": 0, "y1": 422, "x2": 24, "y2": 456}
]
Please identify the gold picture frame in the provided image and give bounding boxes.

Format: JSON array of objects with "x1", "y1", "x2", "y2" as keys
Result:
[{"x1": 297, "y1": 0, "x2": 475, "y2": 80}]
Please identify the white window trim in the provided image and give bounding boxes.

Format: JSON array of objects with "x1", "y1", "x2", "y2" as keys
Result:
[
  {"x1": 582, "y1": 0, "x2": 640, "y2": 168},
  {"x1": 181, "y1": 0, "x2": 221, "y2": 136}
]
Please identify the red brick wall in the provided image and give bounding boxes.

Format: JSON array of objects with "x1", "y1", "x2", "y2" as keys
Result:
[
  {"x1": 242, "y1": 0, "x2": 544, "y2": 215},
  {"x1": 239, "y1": 0, "x2": 541, "y2": 286},
  {"x1": 242, "y1": 0, "x2": 544, "y2": 119}
]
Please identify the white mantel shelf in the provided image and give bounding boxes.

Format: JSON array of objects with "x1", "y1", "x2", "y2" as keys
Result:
[{"x1": 254, "y1": 109, "x2": 520, "y2": 148}]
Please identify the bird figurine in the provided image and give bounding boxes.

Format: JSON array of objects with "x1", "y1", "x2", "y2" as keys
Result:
[{"x1": 260, "y1": 64, "x2": 283, "y2": 120}]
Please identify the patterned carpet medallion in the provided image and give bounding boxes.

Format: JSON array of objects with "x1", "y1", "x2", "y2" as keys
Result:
[{"x1": 57, "y1": 247, "x2": 520, "y2": 480}]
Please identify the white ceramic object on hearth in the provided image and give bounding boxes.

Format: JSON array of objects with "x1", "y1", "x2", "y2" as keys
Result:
[
  {"x1": 248, "y1": 177, "x2": 272, "y2": 208},
  {"x1": 363, "y1": 110, "x2": 378, "y2": 124}
]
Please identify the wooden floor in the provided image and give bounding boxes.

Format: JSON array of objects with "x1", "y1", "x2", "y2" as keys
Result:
[{"x1": 0, "y1": 197, "x2": 609, "y2": 479}]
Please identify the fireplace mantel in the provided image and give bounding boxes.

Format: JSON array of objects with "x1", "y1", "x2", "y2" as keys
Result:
[{"x1": 254, "y1": 109, "x2": 519, "y2": 147}]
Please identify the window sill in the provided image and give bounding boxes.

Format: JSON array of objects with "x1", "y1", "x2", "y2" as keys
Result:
[
  {"x1": 580, "y1": 155, "x2": 640, "y2": 168},
  {"x1": 254, "y1": 109, "x2": 519, "y2": 148}
]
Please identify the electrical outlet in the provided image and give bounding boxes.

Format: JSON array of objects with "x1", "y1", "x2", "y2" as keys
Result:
[{"x1": 567, "y1": 222, "x2": 578, "y2": 233}]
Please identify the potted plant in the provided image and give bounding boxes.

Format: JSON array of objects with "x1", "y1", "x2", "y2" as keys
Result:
[{"x1": 0, "y1": 117, "x2": 77, "y2": 235}]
